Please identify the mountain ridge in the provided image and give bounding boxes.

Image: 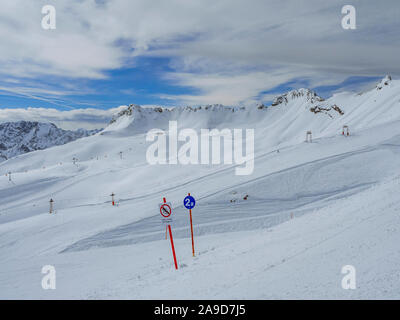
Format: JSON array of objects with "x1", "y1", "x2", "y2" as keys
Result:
[
  {"x1": 108, "y1": 75, "x2": 394, "y2": 125},
  {"x1": 0, "y1": 121, "x2": 100, "y2": 162}
]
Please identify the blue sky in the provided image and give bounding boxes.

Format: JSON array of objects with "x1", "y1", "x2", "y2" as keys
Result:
[
  {"x1": 0, "y1": 57, "x2": 200, "y2": 110},
  {"x1": 0, "y1": 58, "x2": 382, "y2": 110},
  {"x1": 0, "y1": 0, "x2": 399, "y2": 128}
]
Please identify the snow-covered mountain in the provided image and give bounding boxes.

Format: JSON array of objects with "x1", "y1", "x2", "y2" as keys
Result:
[
  {"x1": 103, "y1": 75, "x2": 398, "y2": 147},
  {"x1": 0, "y1": 121, "x2": 101, "y2": 162},
  {"x1": 1, "y1": 76, "x2": 400, "y2": 299}
]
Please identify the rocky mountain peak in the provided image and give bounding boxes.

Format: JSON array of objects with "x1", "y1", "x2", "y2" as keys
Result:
[
  {"x1": 0, "y1": 121, "x2": 100, "y2": 162},
  {"x1": 271, "y1": 88, "x2": 324, "y2": 106},
  {"x1": 376, "y1": 75, "x2": 392, "y2": 90}
]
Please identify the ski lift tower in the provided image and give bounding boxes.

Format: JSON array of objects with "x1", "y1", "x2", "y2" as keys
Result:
[
  {"x1": 306, "y1": 131, "x2": 312, "y2": 143},
  {"x1": 49, "y1": 199, "x2": 54, "y2": 214},
  {"x1": 342, "y1": 125, "x2": 350, "y2": 136}
]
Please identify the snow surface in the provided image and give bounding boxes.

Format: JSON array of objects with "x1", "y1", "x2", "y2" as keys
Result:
[{"x1": 1, "y1": 77, "x2": 400, "y2": 299}]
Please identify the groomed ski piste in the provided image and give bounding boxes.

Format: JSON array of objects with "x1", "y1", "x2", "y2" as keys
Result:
[{"x1": 1, "y1": 76, "x2": 400, "y2": 299}]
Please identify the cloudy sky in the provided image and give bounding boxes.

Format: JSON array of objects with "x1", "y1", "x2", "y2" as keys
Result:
[{"x1": 0, "y1": 0, "x2": 399, "y2": 129}]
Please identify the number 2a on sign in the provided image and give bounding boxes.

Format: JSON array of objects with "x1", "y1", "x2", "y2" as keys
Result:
[{"x1": 183, "y1": 195, "x2": 195, "y2": 209}]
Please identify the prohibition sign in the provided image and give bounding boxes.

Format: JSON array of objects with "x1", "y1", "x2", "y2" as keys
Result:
[{"x1": 160, "y1": 203, "x2": 172, "y2": 218}]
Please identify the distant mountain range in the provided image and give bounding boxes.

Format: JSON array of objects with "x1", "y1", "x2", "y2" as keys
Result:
[
  {"x1": 0, "y1": 121, "x2": 101, "y2": 162},
  {"x1": 1, "y1": 75, "x2": 395, "y2": 163}
]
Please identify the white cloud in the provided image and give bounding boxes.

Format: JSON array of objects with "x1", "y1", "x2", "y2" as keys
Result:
[
  {"x1": 160, "y1": 66, "x2": 351, "y2": 105},
  {"x1": 0, "y1": 0, "x2": 399, "y2": 105}
]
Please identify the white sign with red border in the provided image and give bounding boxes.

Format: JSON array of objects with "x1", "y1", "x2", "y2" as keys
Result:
[{"x1": 159, "y1": 202, "x2": 173, "y2": 223}]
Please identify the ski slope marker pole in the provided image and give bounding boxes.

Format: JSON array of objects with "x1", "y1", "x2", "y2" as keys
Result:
[
  {"x1": 168, "y1": 224, "x2": 178, "y2": 270},
  {"x1": 183, "y1": 193, "x2": 196, "y2": 257},
  {"x1": 189, "y1": 208, "x2": 195, "y2": 257},
  {"x1": 111, "y1": 192, "x2": 115, "y2": 206},
  {"x1": 164, "y1": 198, "x2": 168, "y2": 239}
]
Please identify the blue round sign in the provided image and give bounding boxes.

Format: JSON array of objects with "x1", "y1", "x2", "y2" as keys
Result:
[{"x1": 183, "y1": 195, "x2": 196, "y2": 209}]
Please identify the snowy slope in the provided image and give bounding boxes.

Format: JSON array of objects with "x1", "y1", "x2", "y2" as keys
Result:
[
  {"x1": 0, "y1": 76, "x2": 400, "y2": 299},
  {"x1": 0, "y1": 121, "x2": 100, "y2": 162}
]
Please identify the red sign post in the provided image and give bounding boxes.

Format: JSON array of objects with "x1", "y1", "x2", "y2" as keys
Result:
[
  {"x1": 183, "y1": 193, "x2": 196, "y2": 257},
  {"x1": 188, "y1": 194, "x2": 195, "y2": 257},
  {"x1": 189, "y1": 208, "x2": 195, "y2": 257},
  {"x1": 160, "y1": 197, "x2": 178, "y2": 270}
]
